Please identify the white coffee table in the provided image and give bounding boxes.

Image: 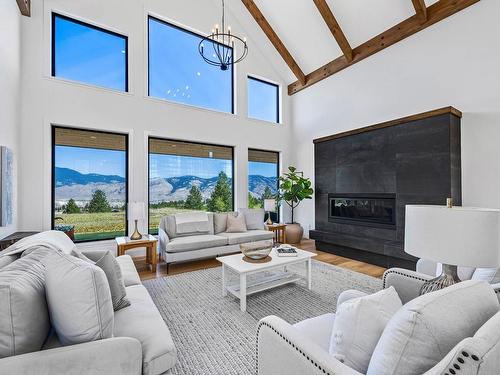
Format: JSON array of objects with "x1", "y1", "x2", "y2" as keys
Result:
[{"x1": 216, "y1": 247, "x2": 316, "y2": 312}]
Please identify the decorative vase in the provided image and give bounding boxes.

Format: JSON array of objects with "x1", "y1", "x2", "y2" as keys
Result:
[
  {"x1": 240, "y1": 240, "x2": 273, "y2": 261},
  {"x1": 285, "y1": 223, "x2": 303, "y2": 244}
]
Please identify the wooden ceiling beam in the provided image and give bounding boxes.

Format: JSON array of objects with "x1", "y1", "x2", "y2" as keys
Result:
[
  {"x1": 313, "y1": 0, "x2": 353, "y2": 62},
  {"x1": 16, "y1": 0, "x2": 30, "y2": 17},
  {"x1": 288, "y1": 0, "x2": 481, "y2": 95},
  {"x1": 412, "y1": 0, "x2": 428, "y2": 22},
  {"x1": 241, "y1": 0, "x2": 306, "y2": 85}
]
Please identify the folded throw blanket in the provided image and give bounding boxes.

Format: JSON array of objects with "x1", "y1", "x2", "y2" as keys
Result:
[
  {"x1": 0, "y1": 230, "x2": 76, "y2": 258},
  {"x1": 174, "y1": 212, "x2": 209, "y2": 234}
]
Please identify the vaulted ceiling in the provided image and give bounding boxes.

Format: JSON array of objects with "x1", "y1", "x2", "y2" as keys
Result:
[{"x1": 240, "y1": 0, "x2": 481, "y2": 95}]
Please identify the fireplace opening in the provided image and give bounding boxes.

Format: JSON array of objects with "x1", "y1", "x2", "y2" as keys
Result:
[{"x1": 328, "y1": 193, "x2": 396, "y2": 228}]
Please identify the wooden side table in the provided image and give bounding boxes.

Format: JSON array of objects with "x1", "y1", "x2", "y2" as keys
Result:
[
  {"x1": 266, "y1": 223, "x2": 287, "y2": 244},
  {"x1": 115, "y1": 235, "x2": 158, "y2": 273}
]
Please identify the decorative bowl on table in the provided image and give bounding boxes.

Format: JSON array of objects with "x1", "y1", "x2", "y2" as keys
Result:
[{"x1": 240, "y1": 240, "x2": 273, "y2": 261}]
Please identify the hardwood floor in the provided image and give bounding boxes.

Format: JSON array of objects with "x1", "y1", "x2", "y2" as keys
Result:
[{"x1": 135, "y1": 239, "x2": 386, "y2": 281}]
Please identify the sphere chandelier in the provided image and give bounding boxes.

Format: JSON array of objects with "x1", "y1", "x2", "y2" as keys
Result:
[{"x1": 199, "y1": 0, "x2": 248, "y2": 71}]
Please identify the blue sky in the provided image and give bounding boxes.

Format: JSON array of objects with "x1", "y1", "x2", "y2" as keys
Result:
[
  {"x1": 149, "y1": 18, "x2": 233, "y2": 113},
  {"x1": 54, "y1": 14, "x2": 278, "y2": 121},
  {"x1": 54, "y1": 15, "x2": 127, "y2": 91},
  {"x1": 248, "y1": 161, "x2": 277, "y2": 177},
  {"x1": 55, "y1": 146, "x2": 126, "y2": 177},
  {"x1": 248, "y1": 78, "x2": 279, "y2": 123}
]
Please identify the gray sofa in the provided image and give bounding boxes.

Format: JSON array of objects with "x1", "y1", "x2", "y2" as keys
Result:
[
  {"x1": 0, "y1": 232, "x2": 176, "y2": 375},
  {"x1": 158, "y1": 210, "x2": 274, "y2": 270}
]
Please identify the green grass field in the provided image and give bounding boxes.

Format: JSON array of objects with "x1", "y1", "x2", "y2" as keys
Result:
[{"x1": 56, "y1": 207, "x2": 196, "y2": 241}]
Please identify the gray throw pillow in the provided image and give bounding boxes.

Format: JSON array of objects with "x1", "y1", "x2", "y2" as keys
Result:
[
  {"x1": 45, "y1": 252, "x2": 114, "y2": 346},
  {"x1": 367, "y1": 280, "x2": 500, "y2": 375},
  {"x1": 0, "y1": 247, "x2": 52, "y2": 358},
  {"x1": 82, "y1": 250, "x2": 131, "y2": 311},
  {"x1": 214, "y1": 213, "x2": 228, "y2": 234},
  {"x1": 226, "y1": 213, "x2": 247, "y2": 233},
  {"x1": 239, "y1": 208, "x2": 265, "y2": 230}
]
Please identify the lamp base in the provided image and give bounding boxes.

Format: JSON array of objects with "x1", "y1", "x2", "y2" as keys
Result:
[
  {"x1": 130, "y1": 219, "x2": 143, "y2": 241},
  {"x1": 266, "y1": 212, "x2": 273, "y2": 226},
  {"x1": 420, "y1": 263, "x2": 461, "y2": 295}
]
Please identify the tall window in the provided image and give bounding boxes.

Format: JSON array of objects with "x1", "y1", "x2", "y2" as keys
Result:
[
  {"x1": 52, "y1": 127, "x2": 128, "y2": 242},
  {"x1": 148, "y1": 16, "x2": 233, "y2": 113},
  {"x1": 52, "y1": 13, "x2": 128, "y2": 91},
  {"x1": 248, "y1": 76, "x2": 280, "y2": 123},
  {"x1": 248, "y1": 149, "x2": 279, "y2": 220},
  {"x1": 149, "y1": 138, "x2": 234, "y2": 234}
]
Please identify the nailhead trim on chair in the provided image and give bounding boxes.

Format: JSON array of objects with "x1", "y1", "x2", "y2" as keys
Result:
[
  {"x1": 256, "y1": 320, "x2": 483, "y2": 375},
  {"x1": 256, "y1": 321, "x2": 332, "y2": 375},
  {"x1": 441, "y1": 350, "x2": 481, "y2": 375},
  {"x1": 382, "y1": 269, "x2": 429, "y2": 289}
]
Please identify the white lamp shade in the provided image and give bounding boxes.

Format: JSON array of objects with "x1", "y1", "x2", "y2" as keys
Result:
[
  {"x1": 264, "y1": 199, "x2": 276, "y2": 212},
  {"x1": 405, "y1": 205, "x2": 500, "y2": 268},
  {"x1": 129, "y1": 202, "x2": 145, "y2": 221}
]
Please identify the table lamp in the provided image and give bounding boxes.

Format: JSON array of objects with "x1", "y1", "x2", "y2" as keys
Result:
[
  {"x1": 129, "y1": 202, "x2": 145, "y2": 240},
  {"x1": 405, "y1": 199, "x2": 500, "y2": 294},
  {"x1": 264, "y1": 199, "x2": 276, "y2": 225}
]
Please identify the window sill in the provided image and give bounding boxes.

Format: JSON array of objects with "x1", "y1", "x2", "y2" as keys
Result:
[{"x1": 44, "y1": 76, "x2": 134, "y2": 97}]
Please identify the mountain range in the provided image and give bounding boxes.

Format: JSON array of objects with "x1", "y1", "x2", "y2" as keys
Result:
[{"x1": 54, "y1": 167, "x2": 277, "y2": 205}]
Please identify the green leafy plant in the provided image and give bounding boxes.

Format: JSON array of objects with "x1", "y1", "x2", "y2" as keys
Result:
[{"x1": 277, "y1": 166, "x2": 313, "y2": 224}]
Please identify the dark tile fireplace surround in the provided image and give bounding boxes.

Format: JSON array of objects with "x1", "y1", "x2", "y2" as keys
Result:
[{"x1": 310, "y1": 107, "x2": 462, "y2": 269}]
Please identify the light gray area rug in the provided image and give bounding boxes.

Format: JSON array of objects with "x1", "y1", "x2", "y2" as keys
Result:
[{"x1": 143, "y1": 260, "x2": 382, "y2": 375}]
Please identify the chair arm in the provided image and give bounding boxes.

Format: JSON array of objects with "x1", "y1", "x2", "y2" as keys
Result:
[
  {"x1": 383, "y1": 268, "x2": 433, "y2": 304},
  {"x1": 257, "y1": 316, "x2": 363, "y2": 375},
  {"x1": 158, "y1": 227, "x2": 169, "y2": 260},
  {"x1": 0, "y1": 337, "x2": 142, "y2": 375},
  {"x1": 423, "y1": 337, "x2": 490, "y2": 375}
]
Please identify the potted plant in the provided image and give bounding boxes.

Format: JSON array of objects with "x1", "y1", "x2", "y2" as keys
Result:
[{"x1": 277, "y1": 166, "x2": 314, "y2": 244}]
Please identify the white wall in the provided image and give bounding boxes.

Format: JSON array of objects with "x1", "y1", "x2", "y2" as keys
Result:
[
  {"x1": 0, "y1": 1, "x2": 21, "y2": 238},
  {"x1": 291, "y1": 0, "x2": 500, "y2": 237},
  {"x1": 19, "y1": 0, "x2": 293, "y2": 234}
]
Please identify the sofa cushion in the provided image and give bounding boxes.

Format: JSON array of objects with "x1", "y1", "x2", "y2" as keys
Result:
[
  {"x1": 367, "y1": 280, "x2": 500, "y2": 375},
  {"x1": 214, "y1": 212, "x2": 238, "y2": 234},
  {"x1": 293, "y1": 313, "x2": 335, "y2": 352},
  {"x1": 330, "y1": 286, "x2": 402, "y2": 374},
  {"x1": 174, "y1": 212, "x2": 209, "y2": 235},
  {"x1": 161, "y1": 213, "x2": 214, "y2": 239},
  {"x1": 0, "y1": 247, "x2": 52, "y2": 358},
  {"x1": 116, "y1": 255, "x2": 142, "y2": 287},
  {"x1": 115, "y1": 285, "x2": 177, "y2": 375},
  {"x1": 226, "y1": 213, "x2": 247, "y2": 233},
  {"x1": 0, "y1": 254, "x2": 18, "y2": 270},
  {"x1": 239, "y1": 208, "x2": 265, "y2": 230},
  {"x1": 218, "y1": 230, "x2": 274, "y2": 245},
  {"x1": 165, "y1": 235, "x2": 228, "y2": 253},
  {"x1": 82, "y1": 250, "x2": 130, "y2": 311},
  {"x1": 45, "y1": 252, "x2": 114, "y2": 346}
]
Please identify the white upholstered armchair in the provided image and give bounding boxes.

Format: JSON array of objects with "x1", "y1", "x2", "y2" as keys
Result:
[{"x1": 257, "y1": 278, "x2": 500, "y2": 375}]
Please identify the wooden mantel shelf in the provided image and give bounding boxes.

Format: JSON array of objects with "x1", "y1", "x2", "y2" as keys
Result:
[{"x1": 313, "y1": 106, "x2": 462, "y2": 144}]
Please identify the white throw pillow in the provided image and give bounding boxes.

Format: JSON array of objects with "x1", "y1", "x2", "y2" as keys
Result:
[
  {"x1": 45, "y1": 252, "x2": 114, "y2": 346},
  {"x1": 367, "y1": 280, "x2": 499, "y2": 375},
  {"x1": 238, "y1": 208, "x2": 265, "y2": 230},
  {"x1": 329, "y1": 287, "x2": 402, "y2": 373},
  {"x1": 226, "y1": 213, "x2": 247, "y2": 233},
  {"x1": 472, "y1": 268, "x2": 500, "y2": 284}
]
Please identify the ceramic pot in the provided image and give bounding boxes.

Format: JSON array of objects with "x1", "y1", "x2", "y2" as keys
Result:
[{"x1": 285, "y1": 223, "x2": 303, "y2": 244}]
